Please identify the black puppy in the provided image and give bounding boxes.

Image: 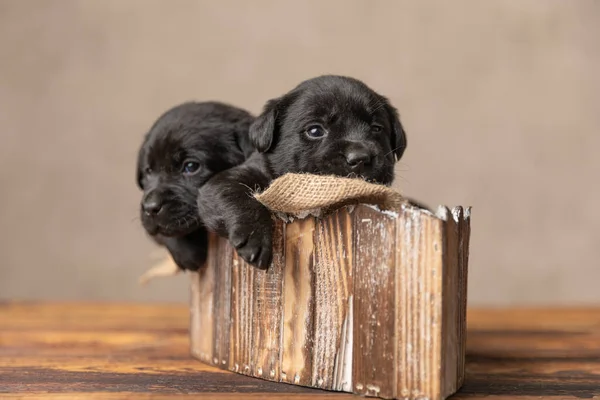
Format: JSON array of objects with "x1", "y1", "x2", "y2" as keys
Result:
[
  {"x1": 136, "y1": 101, "x2": 255, "y2": 271},
  {"x1": 197, "y1": 75, "x2": 407, "y2": 269}
]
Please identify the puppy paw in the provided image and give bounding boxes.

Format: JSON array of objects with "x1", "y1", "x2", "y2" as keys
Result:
[{"x1": 230, "y1": 221, "x2": 273, "y2": 270}]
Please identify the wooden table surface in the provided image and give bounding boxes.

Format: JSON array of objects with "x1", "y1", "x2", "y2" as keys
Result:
[{"x1": 1, "y1": 302, "x2": 599, "y2": 399}]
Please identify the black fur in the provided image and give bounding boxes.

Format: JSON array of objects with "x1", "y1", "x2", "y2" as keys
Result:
[
  {"x1": 198, "y1": 75, "x2": 407, "y2": 269},
  {"x1": 136, "y1": 101, "x2": 255, "y2": 271}
]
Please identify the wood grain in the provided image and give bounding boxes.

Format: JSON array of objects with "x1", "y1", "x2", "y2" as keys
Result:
[
  {"x1": 440, "y1": 206, "x2": 460, "y2": 398},
  {"x1": 281, "y1": 218, "x2": 316, "y2": 386},
  {"x1": 312, "y1": 208, "x2": 353, "y2": 390},
  {"x1": 352, "y1": 206, "x2": 397, "y2": 399},
  {"x1": 457, "y1": 207, "x2": 471, "y2": 389},
  {"x1": 395, "y1": 207, "x2": 445, "y2": 400},
  {"x1": 229, "y1": 248, "x2": 254, "y2": 376},
  {"x1": 250, "y1": 219, "x2": 285, "y2": 380},
  {"x1": 2, "y1": 302, "x2": 600, "y2": 399},
  {"x1": 189, "y1": 260, "x2": 213, "y2": 364},
  {"x1": 213, "y1": 233, "x2": 233, "y2": 369}
]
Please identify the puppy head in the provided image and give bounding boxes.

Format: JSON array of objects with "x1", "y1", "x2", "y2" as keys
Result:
[
  {"x1": 249, "y1": 75, "x2": 407, "y2": 185},
  {"x1": 137, "y1": 102, "x2": 253, "y2": 237}
]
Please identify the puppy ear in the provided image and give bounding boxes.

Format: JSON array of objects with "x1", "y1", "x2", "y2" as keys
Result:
[
  {"x1": 136, "y1": 143, "x2": 146, "y2": 189},
  {"x1": 249, "y1": 98, "x2": 279, "y2": 153},
  {"x1": 385, "y1": 101, "x2": 407, "y2": 161}
]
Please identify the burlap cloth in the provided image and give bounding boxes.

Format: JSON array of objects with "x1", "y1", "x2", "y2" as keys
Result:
[{"x1": 254, "y1": 173, "x2": 407, "y2": 219}]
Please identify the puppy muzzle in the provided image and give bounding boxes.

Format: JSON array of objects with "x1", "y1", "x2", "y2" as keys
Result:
[
  {"x1": 344, "y1": 142, "x2": 374, "y2": 170},
  {"x1": 140, "y1": 186, "x2": 200, "y2": 237},
  {"x1": 335, "y1": 141, "x2": 391, "y2": 183}
]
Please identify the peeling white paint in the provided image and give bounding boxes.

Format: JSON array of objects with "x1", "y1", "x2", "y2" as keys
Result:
[
  {"x1": 364, "y1": 204, "x2": 399, "y2": 219},
  {"x1": 366, "y1": 384, "x2": 381, "y2": 395},
  {"x1": 464, "y1": 206, "x2": 472, "y2": 219},
  {"x1": 435, "y1": 205, "x2": 448, "y2": 221},
  {"x1": 341, "y1": 296, "x2": 353, "y2": 392},
  {"x1": 451, "y1": 206, "x2": 462, "y2": 223}
]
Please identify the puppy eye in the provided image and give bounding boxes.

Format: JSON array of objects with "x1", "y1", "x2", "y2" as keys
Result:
[
  {"x1": 144, "y1": 167, "x2": 152, "y2": 175},
  {"x1": 182, "y1": 161, "x2": 200, "y2": 175},
  {"x1": 371, "y1": 124, "x2": 384, "y2": 133},
  {"x1": 305, "y1": 125, "x2": 327, "y2": 139}
]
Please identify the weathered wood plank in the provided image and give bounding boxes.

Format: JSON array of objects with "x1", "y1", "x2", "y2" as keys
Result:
[
  {"x1": 441, "y1": 206, "x2": 460, "y2": 398},
  {"x1": 189, "y1": 270, "x2": 202, "y2": 360},
  {"x1": 281, "y1": 218, "x2": 316, "y2": 386},
  {"x1": 394, "y1": 207, "x2": 445, "y2": 400},
  {"x1": 250, "y1": 219, "x2": 286, "y2": 381},
  {"x1": 457, "y1": 207, "x2": 471, "y2": 389},
  {"x1": 189, "y1": 234, "x2": 216, "y2": 364},
  {"x1": 352, "y1": 206, "x2": 397, "y2": 399},
  {"x1": 229, "y1": 254, "x2": 255, "y2": 376},
  {"x1": 213, "y1": 235, "x2": 234, "y2": 368},
  {"x1": 312, "y1": 208, "x2": 353, "y2": 389},
  {"x1": 424, "y1": 210, "x2": 445, "y2": 400}
]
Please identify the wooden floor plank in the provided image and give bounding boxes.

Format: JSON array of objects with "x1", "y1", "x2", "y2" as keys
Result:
[{"x1": 2, "y1": 302, "x2": 600, "y2": 399}]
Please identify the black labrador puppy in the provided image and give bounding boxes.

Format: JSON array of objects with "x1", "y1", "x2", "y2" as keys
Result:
[
  {"x1": 197, "y1": 75, "x2": 407, "y2": 269},
  {"x1": 136, "y1": 101, "x2": 255, "y2": 271}
]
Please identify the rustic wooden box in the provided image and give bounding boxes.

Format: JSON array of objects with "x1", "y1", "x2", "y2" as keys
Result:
[{"x1": 189, "y1": 203, "x2": 471, "y2": 400}]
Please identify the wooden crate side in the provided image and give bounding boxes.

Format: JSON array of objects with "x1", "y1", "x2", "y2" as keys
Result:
[
  {"x1": 280, "y1": 218, "x2": 316, "y2": 386},
  {"x1": 352, "y1": 205, "x2": 397, "y2": 399},
  {"x1": 189, "y1": 234, "x2": 218, "y2": 364},
  {"x1": 395, "y1": 207, "x2": 444, "y2": 400},
  {"x1": 456, "y1": 208, "x2": 471, "y2": 389},
  {"x1": 439, "y1": 206, "x2": 460, "y2": 399},
  {"x1": 250, "y1": 219, "x2": 286, "y2": 381},
  {"x1": 312, "y1": 209, "x2": 353, "y2": 390},
  {"x1": 333, "y1": 294, "x2": 354, "y2": 393},
  {"x1": 189, "y1": 270, "x2": 202, "y2": 360},
  {"x1": 189, "y1": 204, "x2": 469, "y2": 400},
  {"x1": 229, "y1": 254, "x2": 255, "y2": 376},
  {"x1": 426, "y1": 213, "x2": 445, "y2": 400},
  {"x1": 212, "y1": 235, "x2": 234, "y2": 369}
]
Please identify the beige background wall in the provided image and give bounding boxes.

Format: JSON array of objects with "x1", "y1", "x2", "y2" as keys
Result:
[{"x1": 1, "y1": 0, "x2": 598, "y2": 306}]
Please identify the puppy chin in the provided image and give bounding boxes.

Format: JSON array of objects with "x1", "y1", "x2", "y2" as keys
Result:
[
  {"x1": 346, "y1": 171, "x2": 393, "y2": 185},
  {"x1": 143, "y1": 221, "x2": 160, "y2": 237},
  {"x1": 311, "y1": 160, "x2": 393, "y2": 185},
  {"x1": 141, "y1": 212, "x2": 201, "y2": 238}
]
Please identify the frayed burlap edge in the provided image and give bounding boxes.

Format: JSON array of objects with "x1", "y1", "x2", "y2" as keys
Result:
[
  {"x1": 138, "y1": 249, "x2": 180, "y2": 286},
  {"x1": 254, "y1": 173, "x2": 407, "y2": 220}
]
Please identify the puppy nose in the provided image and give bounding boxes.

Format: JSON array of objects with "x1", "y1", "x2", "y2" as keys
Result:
[
  {"x1": 345, "y1": 148, "x2": 373, "y2": 167},
  {"x1": 142, "y1": 192, "x2": 163, "y2": 215}
]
